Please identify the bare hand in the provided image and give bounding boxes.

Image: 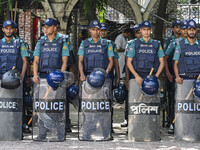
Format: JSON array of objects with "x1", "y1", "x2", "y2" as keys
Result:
[
  {"x1": 33, "y1": 75, "x2": 40, "y2": 84},
  {"x1": 175, "y1": 77, "x2": 183, "y2": 84},
  {"x1": 135, "y1": 76, "x2": 143, "y2": 87},
  {"x1": 80, "y1": 74, "x2": 86, "y2": 81}
]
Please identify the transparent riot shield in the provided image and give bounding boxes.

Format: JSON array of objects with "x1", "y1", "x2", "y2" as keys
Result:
[
  {"x1": 175, "y1": 79, "x2": 200, "y2": 141},
  {"x1": 0, "y1": 80, "x2": 23, "y2": 141},
  {"x1": 78, "y1": 78, "x2": 112, "y2": 141},
  {"x1": 128, "y1": 79, "x2": 160, "y2": 142},
  {"x1": 32, "y1": 79, "x2": 66, "y2": 142}
]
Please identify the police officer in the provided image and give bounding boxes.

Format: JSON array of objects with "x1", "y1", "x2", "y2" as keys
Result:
[
  {"x1": 164, "y1": 20, "x2": 188, "y2": 134},
  {"x1": 173, "y1": 19, "x2": 200, "y2": 140},
  {"x1": 0, "y1": 20, "x2": 29, "y2": 81},
  {"x1": 126, "y1": 20, "x2": 165, "y2": 86},
  {"x1": 78, "y1": 20, "x2": 114, "y2": 80},
  {"x1": 163, "y1": 20, "x2": 181, "y2": 53},
  {"x1": 32, "y1": 18, "x2": 69, "y2": 141},
  {"x1": 100, "y1": 23, "x2": 120, "y2": 86},
  {"x1": 78, "y1": 20, "x2": 114, "y2": 140},
  {"x1": 133, "y1": 23, "x2": 142, "y2": 40}
]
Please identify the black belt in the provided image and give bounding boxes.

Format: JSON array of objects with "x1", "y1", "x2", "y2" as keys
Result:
[
  {"x1": 40, "y1": 71, "x2": 51, "y2": 74},
  {"x1": 180, "y1": 75, "x2": 198, "y2": 79}
]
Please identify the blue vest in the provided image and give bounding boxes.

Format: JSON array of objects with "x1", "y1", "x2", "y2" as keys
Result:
[
  {"x1": 131, "y1": 39, "x2": 159, "y2": 78},
  {"x1": 178, "y1": 40, "x2": 200, "y2": 76},
  {"x1": 0, "y1": 39, "x2": 22, "y2": 75},
  {"x1": 83, "y1": 39, "x2": 108, "y2": 75},
  {"x1": 39, "y1": 37, "x2": 63, "y2": 72}
]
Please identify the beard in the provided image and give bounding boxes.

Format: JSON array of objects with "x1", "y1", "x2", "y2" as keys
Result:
[
  {"x1": 187, "y1": 33, "x2": 196, "y2": 39},
  {"x1": 5, "y1": 33, "x2": 12, "y2": 38}
]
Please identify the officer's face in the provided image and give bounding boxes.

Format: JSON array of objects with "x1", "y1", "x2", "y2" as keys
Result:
[
  {"x1": 2, "y1": 25, "x2": 14, "y2": 38},
  {"x1": 181, "y1": 28, "x2": 188, "y2": 38},
  {"x1": 187, "y1": 27, "x2": 197, "y2": 39},
  {"x1": 135, "y1": 30, "x2": 142, "y2": 39},
  {"x1": 173, "y1": 25, "x2": 181, "y2": 34},
  {"x1": 44, "y1": 25, "x2": 57, "y2": 35},
  {"x1": 89, "y1": 27, "x2": 100, "y2": 38},
  {"x1": 140, "y1": 27, "x2": 152, "y2": 38},
  {"x1": 100, "y1": 29, "x2": 108, "y2": 38},
  {"x1": 13, "y1": 28, "x2": 17, "y2": 34}
]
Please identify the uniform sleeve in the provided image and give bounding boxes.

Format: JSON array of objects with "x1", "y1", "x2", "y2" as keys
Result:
[
  {"x1": 165, "y1": 41, "x2": 175, "y2": 56},
  {"x1": 163, "y1": 38, "x2": 170, "y2": 52},
  {"x1": 173, "y1": 43, "x2": 181, "y2": 61},
  {"x1": 157, "y1": 43, "x2": 165, "y2": 58},
  {"x1": 33, "y1": 41, "x2": 41, "y2": 57},
  {"x1": 113, "y1": 47, "x2": 119, "y2": 59},
  {"x1": 67, "y1": 38, "x2": 73, "y2": 51},
  {"x1": 20, "y1": 42, "x2": 29, "y2": 58},
  {"x1": 114, "y1": 36, "x2": 122, "y2": 49},
  {"x1": 126, "y1": 43, "x2": 135, "y2": 58},
  {"x1": 107, "y1": 42, "x2": 114, "y2": 57},
  {"x1": 77, "y1": 41, "x2": 84, "y2": 56},
  {"x1": 62, "y1": 41, "x2": 70, "y2": 56}
]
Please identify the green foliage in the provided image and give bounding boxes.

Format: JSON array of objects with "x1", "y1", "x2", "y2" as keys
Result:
[{"x1": 83, "y1": 0, "x2": 108, "y2": 15}]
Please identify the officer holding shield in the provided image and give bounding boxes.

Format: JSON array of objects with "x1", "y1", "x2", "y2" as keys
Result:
[
  {"x1": 0, "y1": 20, "x2": 29, "y2": 81},
  {"x1": 126, "y1": 21, "x2": 165, "y2": 85},
  {"x1": 32, "y1": 18, "x2": 69, "y2": 141},
  {"x1": 173, "y1": 19, "x2": 200, "y2": 141},
  {"x1": 78, "y1": 20, "x2": 114, "y2": 140}
]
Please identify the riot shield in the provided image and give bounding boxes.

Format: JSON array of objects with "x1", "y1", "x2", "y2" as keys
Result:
[
  {"x1": 175, "y1": 79, "x2": 200, "y2": 141},
  {"x1": 0, "y1": 80, "x2": 23, "y2": 141},
  {"x1": 128, "y1": 79, "x2": 160, "y2": 142},
  {"x1": 32, "y1": 79, "x2": 66, "y2": 142},
  {"x1": 78, "y1": 78, "x2": 112, "y2": 141}
]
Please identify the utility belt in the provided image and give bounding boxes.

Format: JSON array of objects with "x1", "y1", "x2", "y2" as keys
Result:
[
  {"x1": 39, "y1": 71, "x2": 52, "y2": 78},
  {"x1": 179, "y1": 75, "x2": 198, "y2": 79}
]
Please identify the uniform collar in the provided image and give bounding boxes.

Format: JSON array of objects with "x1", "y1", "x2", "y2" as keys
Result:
[
  {"x1": 2, "y1": 36, "x2": 15, "y2": 43},
  {"x1": 171, "y1": 35, "x2": 176, "y2": 40},
  {"x1": 88, "y1": 37, "x2": 102, "y2": 43},
  {"x1": 139, "y1": 37, "x2": 153, "y2": 43},
  {"x1": 184, "y1": 38, "x2": 198, "y2": 45},
  {"x1": 44, "y1": 33, "x2": 59, "y2": 42}
]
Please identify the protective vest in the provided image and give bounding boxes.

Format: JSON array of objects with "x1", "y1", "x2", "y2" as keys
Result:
[
  {"x1": 178, "y1": 39, "x2": 200, "y2": 76},
  {"x1": 39, "y1": 36, "x2": 64, "y2": 72},
  {"x1": 0, "y1": 39, "x2": 22, "y2": 74},
  {"x1": 131, "y1": 39, "x2": 159, "y2": 78},
  {"x1": 83, "y1": 39, "x2": 109, "y2": 75}
]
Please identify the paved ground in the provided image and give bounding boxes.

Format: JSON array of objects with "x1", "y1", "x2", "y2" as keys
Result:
[{"x1": 1, "y1": 102, "x2": 200, "y2": 150}]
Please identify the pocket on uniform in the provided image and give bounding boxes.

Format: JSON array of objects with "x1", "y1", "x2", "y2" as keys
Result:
[
  {"x1": 8, "y1": 56, "x2": 17, "y2": 70},
  {"x1": 95, "y1": 56, "x2": 104, "y2": 69},
  {"x1": 42, "y1": 54, "x2": 50, "y2": 68},
  {"x1": 50, "y1": 53, "x2": 59, "y2": 69},
  {"x1": 87, "y1": 55, "x2": 95, "y2": 70},
  {"x1": 0, "y1": 56, "x2": 7, "y2": 70},
  {"x1": 146, "y1": 55, "x2": 154, "y2": 68},
  {"x1": 137, "y1": 56, "x2": 145, "y2": 69}
]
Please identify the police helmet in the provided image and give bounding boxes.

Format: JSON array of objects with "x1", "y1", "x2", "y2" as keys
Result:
[
  {"x1": 1, "y1": 69, "x2": 21, "y2": 90},
  {"x1": 114, "y1": 84, "x2": 127, "y2": 104},
  {"x1": 67, "y1": 84, "x2": 79, "y2": 100},
  {"x1": 47, "y1": 71, "x2": 64, "y2": 90},
  {"x1": 87, "y1": 69, "x2": 106, "y2": 88},
  {"x1": 84, "y1": 68, "x2": 106, "y2": 94},
  {"x1": 193, "y1": 79, "x2": 200, "y2": 100},
  {"x1": 142, "y1": 75, "x2": 159, "y2": 96}
]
